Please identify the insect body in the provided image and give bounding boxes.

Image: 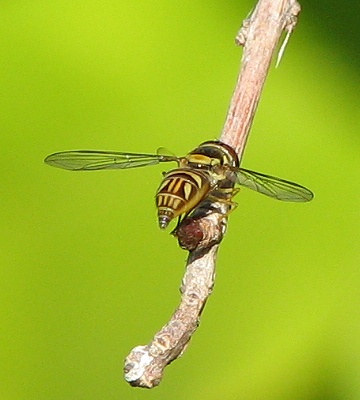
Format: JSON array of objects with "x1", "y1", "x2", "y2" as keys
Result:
[
  {"x1": 155, "y1": 141, "x2": 240, "y2": 228},
  {"x1": 156, "y1": 168, "x2": 213, "y2": 229},
  {"x1": 45, "y1": 140, "x2": 313, "y2": 229}
]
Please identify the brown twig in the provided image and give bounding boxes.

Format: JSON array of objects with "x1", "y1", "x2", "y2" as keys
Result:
[
  {"x1": 221, "y1": 0, "x2": 301, "y2": 156},
  {"x1": 124, "y1": 0, "x2": 301, "y2": 388}
]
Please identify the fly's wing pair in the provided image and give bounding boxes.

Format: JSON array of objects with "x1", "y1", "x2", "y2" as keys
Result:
[
  {"x1": 44, "y1": 149, "x2": 313, "y2": 202},
  {"x1": 44, "y1": 150, "x2": 178, "y2": 171}
]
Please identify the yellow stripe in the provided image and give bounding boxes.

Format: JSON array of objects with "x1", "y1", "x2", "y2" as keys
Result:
[{"x1": 183, "y1": 182, "x2": 192, "y2": 200}]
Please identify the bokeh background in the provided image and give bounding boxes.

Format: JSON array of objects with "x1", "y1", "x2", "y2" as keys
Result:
[{"x1": 1, "y1": 1, "x2": 359, "y2": 399}]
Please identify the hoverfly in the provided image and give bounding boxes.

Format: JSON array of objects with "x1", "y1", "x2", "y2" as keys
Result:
[{"x1": 44, "y1": 140, "x2": 313, "y2": 229}]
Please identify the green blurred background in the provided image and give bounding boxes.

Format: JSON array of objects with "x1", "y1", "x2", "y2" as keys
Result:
[{"x1": 1, "y1": 1, "x2": 359, "y2": 399}]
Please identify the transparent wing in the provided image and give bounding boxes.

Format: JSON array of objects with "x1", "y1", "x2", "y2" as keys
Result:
[
  {"x1": 44, "y1": 150, "x2": 179, "y2": 171},
  {"x1": 237, "y1": 168, "x2": 314, "y2": 202}
]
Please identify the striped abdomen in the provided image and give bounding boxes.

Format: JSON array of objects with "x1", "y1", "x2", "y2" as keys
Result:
[{"x1": 156, "y1": 168, "x2": 211, "y2": 229}]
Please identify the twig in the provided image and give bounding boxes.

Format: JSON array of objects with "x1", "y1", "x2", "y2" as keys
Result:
[
  {"x1": 124, "y1": 245, "x2": 220, "y2": 388},
  {"x1": 221, "y1": 0, "x2": 301, "y2": 156},
  {"x1": 124, "y1": 0, "x2": 301, "y2": 388}
]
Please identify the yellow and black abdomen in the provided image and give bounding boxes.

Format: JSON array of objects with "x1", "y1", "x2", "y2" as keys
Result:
[{"x1": 156, "y1": 168, "x2": 211, "y2": 229}]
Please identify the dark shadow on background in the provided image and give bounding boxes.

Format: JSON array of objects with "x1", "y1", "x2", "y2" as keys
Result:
[
  {"x1": 227, "y1": 0, "x2": 360, "y2": 72},
  {"x1": 297, "y1": 0, "x2": 360, "y2": 72},
  {"x1": 305, "y1": 359, "x2": 352, "y2": 400}
]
